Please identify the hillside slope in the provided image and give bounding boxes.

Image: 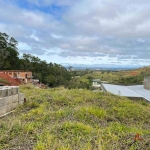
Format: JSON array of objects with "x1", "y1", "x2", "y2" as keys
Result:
[
  {"x1": 0, "y1": 85, "x2": 150, "y2": 150},
  {"x1": 77, "y1": 66, "x2": 150, "y2": 86}
]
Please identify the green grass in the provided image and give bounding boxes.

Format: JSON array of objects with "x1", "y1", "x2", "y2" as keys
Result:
[
  {"x1": 79, "y1": 71, "x2": 119, "y2": 83},
  {"x1": 0, "y1": 84, "x2": 150, "y2": 150}
]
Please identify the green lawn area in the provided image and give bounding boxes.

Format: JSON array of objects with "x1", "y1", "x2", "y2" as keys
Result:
[{"x1": 0, "y1": 84, "x2": 150, "y2": 150}]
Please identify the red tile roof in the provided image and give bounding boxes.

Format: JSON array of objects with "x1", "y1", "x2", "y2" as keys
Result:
[{"x1": 0, "y1": 73, "x2": 21, "y2": 86}]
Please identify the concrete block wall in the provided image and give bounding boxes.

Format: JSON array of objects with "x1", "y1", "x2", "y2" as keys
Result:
[
  {"x1": 144, "y1": 77, "x2": 150, "y2": 90},
  {"x1": 0, "y1": 86, "x2": 25, "y2": 116}
]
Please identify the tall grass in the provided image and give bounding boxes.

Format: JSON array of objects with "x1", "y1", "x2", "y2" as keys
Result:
[{"x1": 0, "y1": 84, "x2": 149, "y2": 149}]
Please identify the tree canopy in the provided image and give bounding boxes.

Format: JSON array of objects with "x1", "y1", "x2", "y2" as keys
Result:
[{"x1": 0, "y1": 32, "x2": 19, "y2": 69}]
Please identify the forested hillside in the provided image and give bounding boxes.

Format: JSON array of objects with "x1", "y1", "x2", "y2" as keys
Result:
[{"x1": 0, "y1": 32, "x2": 71, "y2": 87}]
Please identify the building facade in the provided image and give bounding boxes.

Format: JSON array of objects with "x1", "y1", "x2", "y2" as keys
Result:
[
  {"x1": 92, "y1": 79, "x2": 101, "y2": 87},
  {"x1": 0, "y1": 70, "x2": 33, "y2": 84}
]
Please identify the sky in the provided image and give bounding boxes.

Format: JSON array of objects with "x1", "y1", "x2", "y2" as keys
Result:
[{"x1": 0, "y1": 0, "x2": 150, "y2": 68}]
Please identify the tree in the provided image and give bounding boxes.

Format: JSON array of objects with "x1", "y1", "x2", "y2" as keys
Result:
[
  {"x1": 68, "y1": 66, "x2": 73, "y2": 71},
  {"x1": 45, "y1": 75, "x2": 55, "y2": 87},
  {"x1": 0, "y1": 32, "x2": 19, "y2": 69}
]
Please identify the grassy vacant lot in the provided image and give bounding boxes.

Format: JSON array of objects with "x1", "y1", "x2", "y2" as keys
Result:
[{"x1": 0, "y1": 85, "x2": 150, "y2": 150}]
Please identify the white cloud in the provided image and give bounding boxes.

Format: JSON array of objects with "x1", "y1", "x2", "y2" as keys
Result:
[
  {"x1": 18, "y1": 42, "x2": 32, "y2": 51},
  {"x1": 51, "y1": 34, "x2": 63, "y2": 39},
  {"x1": 0, "y1": 0, "x2": 150, "y2": 66}
]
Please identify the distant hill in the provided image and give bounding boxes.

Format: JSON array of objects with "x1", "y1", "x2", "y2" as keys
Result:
[
  {"x1": 112, "y1": 66, "x2": 150, "y2": 85},
  {"x1": 75, "y1": 65, "x2": 150, "y2": 86},
  {"x1": 118, "y1": 65, "x2": 150, "y2": 76}
]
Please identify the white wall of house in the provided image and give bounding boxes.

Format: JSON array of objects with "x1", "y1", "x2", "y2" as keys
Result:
[{"x1": 92, "y1": 82, "x2": 101, "y2": 87}]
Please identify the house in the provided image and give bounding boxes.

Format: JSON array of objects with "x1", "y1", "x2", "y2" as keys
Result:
[
  {"x1": 0, "y1": 70, "x2": 33, "y2": 84},
  {"x1": 92, "y1": 79, "x2": 101, "y2": 87}
]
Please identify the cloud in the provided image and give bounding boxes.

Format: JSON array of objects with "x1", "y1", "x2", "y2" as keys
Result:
[
  {"x1": 0, "y1": 0, "x2": 150, "y2": 66},
  {"x1": 64, "y1": 0, "x2": 150, "y2": 38},
  {"x1": 26, "y1": 0, "x2": 79, "y2": 7}
]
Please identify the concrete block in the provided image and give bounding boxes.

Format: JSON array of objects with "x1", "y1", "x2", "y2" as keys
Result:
[
  {"x1": 0, "y1": 106, "x2": 6, "y2": 116},
  {"x1": 11, "y1": 86, "x2": 18, "y2": 95},
  {"x1": 11, "y1": 87, "x2": 19, "y2": 95},
  {"x1": 5, "y1": 96, "x2": 12, "y2": 105},
  {"x1": 0, "y1": 87, "x2": 19, "y2": 97},
  {"x1": 5, "y1": 89, "x2": 9, "y2": 97},
  {"x1": 6, "y1": 104, "x2": 12, "y2": 112},
  {"x1": 7, "y1": 88, "x2": 11, "y2": 96},
  {"x1": 0, "y1": 90, "x2": 2, "y2": 98},
  {"x1": 19, "y1": 93, "x2": 25, "y2": 102},
  {"x1": 12, "y1": 94, "x2": 19, "y2": 103},
  {"x1": 11, "y1": 87, "x2": 15, "y2": 95},
  {"x1": 16, "y1": 87, "x2": 19, "y2": 94},
  {"x1": 0, "y1": 97, "x2": 6, "y2": 107},
  {"x1": 0, "y1": 89, "x2": 8, "y2": 97},
  {"x1": 19, "y1": 100, "x2": 24, "y2": 105},
  {"x1": 12, "y1": 102, "x2": 18, "y2": 110}
]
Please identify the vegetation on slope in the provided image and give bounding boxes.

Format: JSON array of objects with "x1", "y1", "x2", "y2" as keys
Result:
[
  {"x1": 0, "y1": 85, "x2": 150, "y2": 150},
  {"x1": 74, "y1": 66, "x2": 150, "y2": 86}
]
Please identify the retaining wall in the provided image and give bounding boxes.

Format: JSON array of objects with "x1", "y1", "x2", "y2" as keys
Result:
[{"x1": 0, "y1": 86, "x2": 24, "y2": 116}]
